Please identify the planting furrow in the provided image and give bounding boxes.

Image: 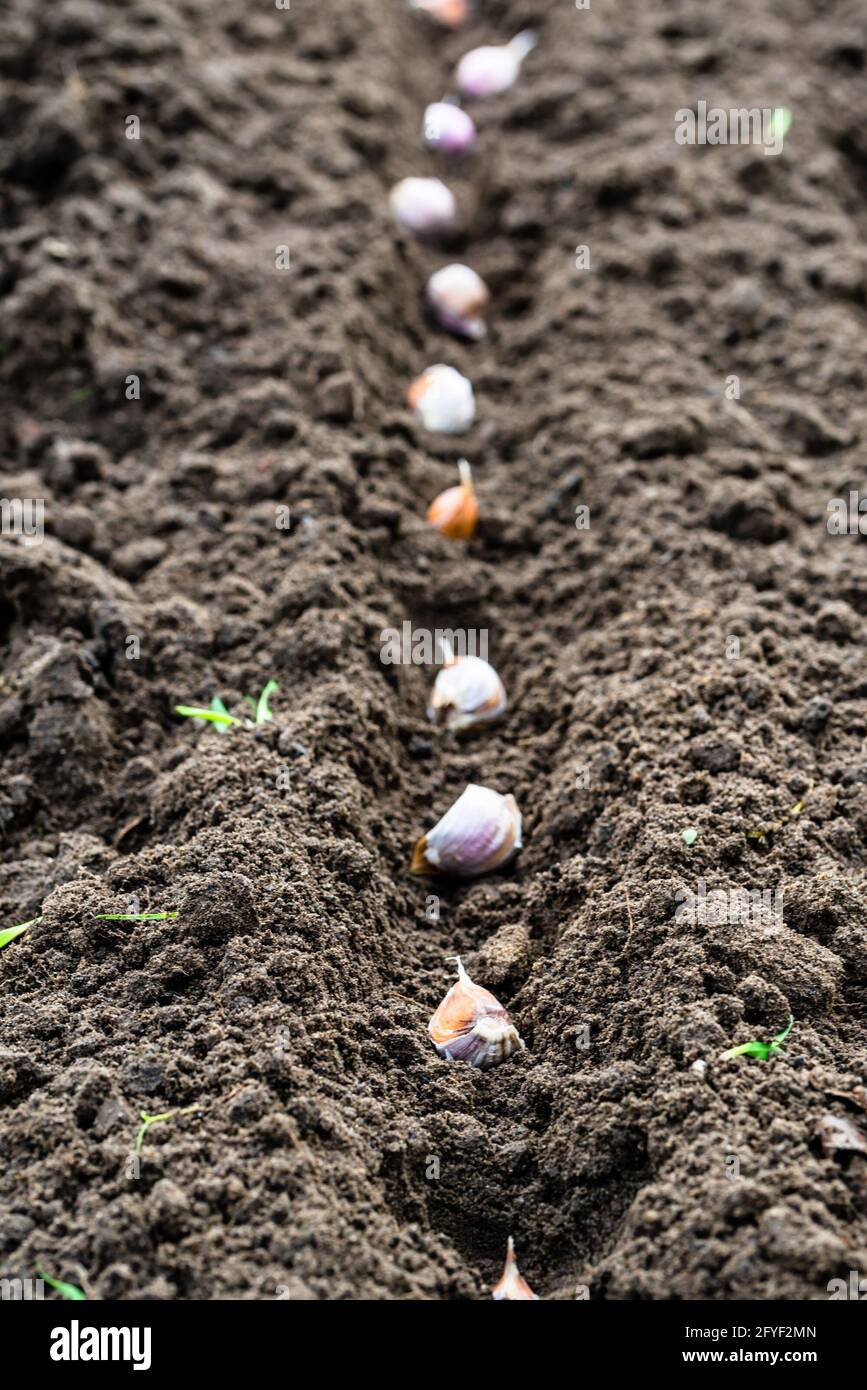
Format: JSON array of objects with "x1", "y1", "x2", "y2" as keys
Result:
[{"x1": 0, "y1": 0, "x2": 866, "y2": 1303}]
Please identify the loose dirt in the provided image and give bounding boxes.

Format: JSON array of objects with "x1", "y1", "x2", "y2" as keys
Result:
[{"x1": 1, "y1": 0, "x2": 867, "y2": 1299}]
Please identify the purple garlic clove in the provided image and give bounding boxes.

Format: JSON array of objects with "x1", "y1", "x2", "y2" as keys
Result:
[{"x1": 422, "y1": 100, "x2": 477, "y2": 155}]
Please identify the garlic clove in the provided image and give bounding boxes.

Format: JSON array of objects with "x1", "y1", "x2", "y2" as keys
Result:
[
  {"x1": 456, "y1": 31, "x2": 537, "y2": 98},
  {"x1": 429, "y1": 956, "x2": 525, "y2": 1070},
  {"x1": 422, "y1": 101, "x2": 477, "y2": 155},
  {"x1": 411, "y1": 782, "x2": 522, "y2": 877},
  {"x1": 389, "y1": 177, "x2": 457, "y2": 238},
  {"x1": 492, "y1": 1236, "x2": 539, "y2": 1300},
  {"x1": 410, "y1": 0, "x2": 471, "y2": 27},
  {"x1": 426, "y1": 263, "x2": 489, "y2": 340},
  {"x1": 428, "y1": 653, "x2": 506, "y2": 732},
  {"x1": 426, "y1": 458, "x2": 478, "y2": 540},
  {"x1": 408, "y1": 365, "x2": 475, "y2": 434}
]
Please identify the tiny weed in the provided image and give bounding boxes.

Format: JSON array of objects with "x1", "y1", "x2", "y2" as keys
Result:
[
  {"x1": 209, "y1": 696, "x2": 233, "y2": 733},
  {"x1": 36, "y1": 1271, "x2": 87, "y2": 1301},
  {"x1": 175, "y1": 681, "x2": 279, "y2": 730},
  {"x1": 719, "y1": 1014, "x2": 794, "y2": 1062},
  {"x1": 747, "y1": 785, "x2": 812, "y2": 843},
  {"x1": 0, "y1": 917, "x2": 40, "y2": 951},
  {"x1": 134, "y1": 1103, "x2": 201, "y2": 1154},
  {"x1": 95, "y1": 912, "x2": 178, "y2": 921},
  {"x1": 245, "y1": 678, "x2": 279, "y2": 725},
  {"x1": 769, "y1": 107, "x2": 792, "y2": 142}
]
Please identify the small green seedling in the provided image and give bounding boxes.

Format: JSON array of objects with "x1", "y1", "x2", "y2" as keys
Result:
[
  {"x1": 209, "y1": 695, "x2": 233, "y2": 733},
  {"x1": 768, "y1": 107, "x2": 792, "y2": 142},
  {"x1": 245, "y1": 678, "x2": 279, "y2": 725},
  {"x1": 0, "y1": 917, "x2": 40, "y2": 951},
  {"x1": 135, "y1": 1103, "x2": 200, "y2": 1154},
  {"x1": 175, "y1": 681, "x2": 279, "y2": 730},
  {"x1": 135, "y1": 1111, "x2": 174, "y2": 1153},
  {"x1": 748, "y1": 786, "x2": 811, "y2": 843},
  {"x1": 37, "y1": 1271, "x2": 87, "y2": 1301},
  {"x1": 719, "y1": 1014, "x2": 794, "y2": 1062},
  {"x1": 95, "y1": 912, "x2": 178, "y2": 921},
  {"x1": 682, "y1": 828, "x2": 698, "y2": 847},
  {"x1": 174, "y1": 703, "x2": 243, "y2": 728}
]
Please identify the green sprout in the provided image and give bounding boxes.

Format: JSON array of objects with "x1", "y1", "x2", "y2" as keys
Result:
[
  {"x1": 245, "y1": 679, "x2": 279, "y2": 725},
  {"x1": 768, "y1": 107, "x2": 792, "y2": 142},
  {"x1": 719, "y1": 1014, "x2": 794, "y2": 1062},
  {"x1": 209, "y1": 695, "x2": 233, "y2": 733},
  {"x1": 95, "y1": 912, "x2": 178, "y2": 921},
  {"x1": 748, "y1": 786, "x2": 811, "y2": 843},
  {"x1": 37, "y1": 1271, "x2": 87, "y2": 1301},
  {"x1": 682, "y1": 828, "x2": 698, "y2": 847},
  {"x1": 134, "y1": 1103, "x2": 200, "y2": 1154},
  {"x1": 0, "y1": 917, "x2": 40, "y2": 951},
  {"x1": 135, "y1": 1111, "x2": 174, "y2": 1153},
  {"x1": 175, "y1": 681, "x2": 279, "y2": 730},
  {"x1": 174, "y1": 703, "x2": 243, "y2": 728}
]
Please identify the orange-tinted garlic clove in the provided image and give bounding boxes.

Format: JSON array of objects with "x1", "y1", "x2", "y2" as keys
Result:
[
  {"x1": 410, "y1": 0, "x2": 472, "y2": 28},
  {"x1": 492, "y1": 1236, "x2": 539, "y2": 1300},
  {"x1": 427, "y1": 459, "x2": 478, "y2": 540},
  {"x1": 429, "y1": 957, "x2": 525, "y2": 1069}
]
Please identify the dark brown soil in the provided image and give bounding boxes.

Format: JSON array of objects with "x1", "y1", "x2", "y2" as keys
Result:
[{"x1": 2, "y1": 0, "x2": 867, "y2": 1301}]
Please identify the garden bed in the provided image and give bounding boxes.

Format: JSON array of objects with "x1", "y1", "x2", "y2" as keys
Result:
[{"x1": 1, "y1": 0, "x2": 866, "y2": 1299}]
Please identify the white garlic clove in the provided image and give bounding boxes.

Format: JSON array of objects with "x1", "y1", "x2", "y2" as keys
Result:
[
  {"x1": 428, "y1": 654, "x2": 506, "y2": 732},
  {"x1": 422, "y1": 101, "x2": 477, "y2": 155},
  {"x1": 426, "y1": 263, "x2": 490, "y2": 340},
  {"x1": 389, "y1": 177, "x2": 458, "y2": 238},
  {"x1": 492, "y1": 1236, "x2": 539, "y2": 1300},
  {"x1": 411, "y1": 783, "x2": 521, "y2": 877},
  {"x1": 407, "y1": 364, "x2": 475, "y2": 434},
  {"x1": 456, "y1": 31, "x2": 537, "y2": 99},
  {"x1": 429, "y1": 957, "x2": 525, "y2": 1070}
]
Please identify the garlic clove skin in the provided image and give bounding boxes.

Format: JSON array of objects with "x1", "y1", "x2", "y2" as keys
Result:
[
  {"x1": 389, "y1": 178, "x2": 457, "y2": 238},
  {"x1": 427, "y1": 263, "x2": 489, "y2": 340},
  {"x1": 429, "y1": 957, "x2": 525, "y2": 1070},
  {"x1": 410, "y1": 0, "x2": 471, "y2": 27},
  {"x1": 422, "y1": 101, "x2": 477, "y2": 155},
  {"x1": 428, "y1": 654, "x2": 506, "y2": 732},
  {"x1": 456, "y1": 31, "x2": 537, "y2": 98},
  {"x1": 492, "y1": 1236, "x2": 539, "y2": 1300},
  {"x1": 427, "y1": 458, "x2": 478, "y2": 540},
  {"x1": 408, "y1": 364, "x2": 475, "y2": 434},
  {"x1": 411, "y1": 783, "x2": 522, "y2": 877}
]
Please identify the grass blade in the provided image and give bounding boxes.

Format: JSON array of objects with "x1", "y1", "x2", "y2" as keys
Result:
[
  {"x1": 95, "y1": 912, "x2": 178, "y2": 921},
  {"x1": 0, "y1": 918, "x2": 39, "y2": 951},
  {"x1": 210, "y1": 695, "x2": 233, "y2": 733},
  {"x1": 174, "y1": 705, "x2": 242, "y2": 726},
  {"x1": 37, "y1": 1271, "x2": 87, "y2": 1301},
  {"x1": 254, "y1": 679, "x2": 279, "y2": 724}
]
